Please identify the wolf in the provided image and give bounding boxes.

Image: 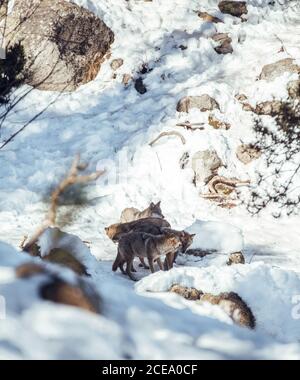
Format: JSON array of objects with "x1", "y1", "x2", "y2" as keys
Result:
[
  {"x1": 162, "y1": 229, "x2": 195, "y2": 270},
  {"x1": 105, "y1": 217, "x2": 170, "y2": 243},
  {"x1": 120, "y1": 201, "x2": 164, "y2": 223},
  {"x1": 112, "y1": 231, "x2": 182, "y2": 281}
]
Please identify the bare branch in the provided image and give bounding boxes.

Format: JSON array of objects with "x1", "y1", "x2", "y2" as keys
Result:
[
  {"x1": 23, "y1": 155, "x2": 105, "y2": 252},
  {"x1": 175, "y1": 122, "x2": 205, "y2": 131},
  {"x1": 149, "y1": 131, "x2": 186, "y2": 146}
]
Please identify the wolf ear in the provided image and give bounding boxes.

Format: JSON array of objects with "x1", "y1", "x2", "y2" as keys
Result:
[
  {"x1": 150, "y1": 202, "x2": 155, "y2": 207},
  {"x1": 155, "y1": 201, "x2": 161, "y2": 207},
  {"x1": 190, "y1": 233, "x2": 196, "y2": 239}
]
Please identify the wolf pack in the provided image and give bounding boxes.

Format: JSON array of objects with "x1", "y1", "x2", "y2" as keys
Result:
[{"x1": 105, "y1": 201, "x2": 195, "y2": 281}]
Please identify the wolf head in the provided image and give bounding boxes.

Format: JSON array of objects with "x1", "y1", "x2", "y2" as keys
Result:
[
  {"x1": 149, "y1": 201, "x2": 164, "y2": 219},
  {"x1": 105, "y1": 223, "x2": 120, "y2": 241},
  {"x1": 180, "y1": 231, "x2": 196, "y2": 253}
]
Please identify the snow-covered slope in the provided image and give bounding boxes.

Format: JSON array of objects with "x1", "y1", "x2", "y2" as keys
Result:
[{"x1": 0, "y1": 0, "x2": 300, "y2": 359}]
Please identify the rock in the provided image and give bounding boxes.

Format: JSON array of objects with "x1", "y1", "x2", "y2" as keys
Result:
[
  {"x1": 242, "y1": 103, "x2": 254, "y2": 112},
  {"x1": 177, "y1": 95, "x2": 220, "y2": 113},
  {"x1": 235, "y1": 93, "x2": 248, "y2": 102},
  {"x1": 212, "y1": 33, "x2": 233, "y2": 55},
  {"x1": 43, "y1": 248, "x2": 89, "y2": 276},
  {"x1": 218, "y1": 1, "x2": 248, "y2": 17},
  {"x1": 5, "y1": 0, "x2": 114, "y2": 91},
  {"x1": 192, "y1": 149, "x2": 223, "y2": 183},
  {"x1": 40, "y1": 278, "x2": 101, "y2": 314},
  {"x1": 208, "y1": 115, "x2": 231, "y2": 130},
  {"x1": 197, "y1": 292, "x2": 255, "y2": 329},
  {"x1": 16, "y1": 263, "x2": 46, "y2": 279},
  {"x1": 227, "y1": 252, "x2": 245, "y2": 265},
  {"x1": 168, "y1": 285, "x2": 256, "y2": 329},
  {"x1": 110, "y1": 58, "x2": 124, "y2": 71},
  {"x1": 134, "y1": 77, "x2": 147, "y2": 94},
  {"x1": 259, "y1": 58, "x2": 300, "y2": 82},
  {"x1": 255, "y1": 100, "x2": 282, "y2": 116},
  {"x1": 122, "y1": 74, "x2": 132, "y2": 86},
  {"x1": 236, "y1": 144, "x2": 261, "y2": 164},
  {"x1": 198, "y1": 11, "x2": 223, "y2": 23},
  {"x1": 287, "y1": 79, "x2": 300, "y2": 99},
  {"x1": 169, "y1": 284, "x2": 203, "y2": 301}
]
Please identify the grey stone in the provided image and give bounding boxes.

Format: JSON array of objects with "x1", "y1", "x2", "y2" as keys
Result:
[
  {"x1": 5, "y1": 0, "x2": 114, "y2": 91},
  {"x1": 177, "y1": 95, "x2": 220, "y2": 113}
]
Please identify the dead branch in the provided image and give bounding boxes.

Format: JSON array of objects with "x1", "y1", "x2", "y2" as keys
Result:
[
  {"x1": 175, "y1": 121, "x2": 205, "y2": 131},
  {"x1": 23, "y1": 154, "x2": 105, "y2": 252},
  {"x1": 149, "y1": 131, "x2": 186, "y2": 146}
]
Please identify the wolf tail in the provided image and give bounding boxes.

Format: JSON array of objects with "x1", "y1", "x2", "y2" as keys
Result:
[{"x1": 112, "y1": 250, "x2": 121, "y2": 272}]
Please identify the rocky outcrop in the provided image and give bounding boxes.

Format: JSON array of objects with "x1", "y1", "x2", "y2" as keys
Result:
[
  {"x1": 236, "y1": 144, "x2": 261, "y2": 164},
  {"x1": 6, "y1": 0, "x2": 114, "y2": 91},
  {"x1": 218, "y1": 1, "x2": 248, "y2": 18},
  {"x1": 177, "y1": 95, "x2": 220, "y2": 113},
  {"x1": 197, "y1": 11, "x2": 223, "y2": 24},
  {"x1": 16, "y1": 262, "x2": 101, "y2": 313},
  {"x1": 287, "y1": 79, "x2": 300, "y2": 99},
  {"x1": 259, "y1": 58, "x2": 300, "y2": 82},
  {"x1": 212, "y1": 33, "x2": 233, "y2": 55},
  {"x1": 227, "y1": 252, "x2": 245, "y2": 265},
  {"x1": 192, "y1": 149, "x2": 223, "y2": 184},
  {"x1": 111, "y1": 58, "x2": 124, "y2": 71},
  {"x1": 40, "y1": 278, "x2": 101, "y2": 314},
  {"x1": 169, "y1": 284, "x2": 203, "y2": 301},
  {"x1": 169, "y1": 284, "x2": 256, "y2": 329},
  {"x1": 43, "y1": 248, "x2": 89, "y2": 276},
  {"x1": 255, "y1": 100, "x2": 282, "y2": 116},
  {"x1": 134, "y1": 77, "x2": 147, "y2": 94},
  {"x1": 197, "y1": 292, "x2": 255, "y2": 329},
  {"x1": 208, "y1": 115, "x2": 231, "y2": 130}
]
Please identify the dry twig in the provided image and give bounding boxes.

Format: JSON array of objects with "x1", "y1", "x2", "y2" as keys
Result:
[
  {"x1": 149, "y1": 131, "x2": 186, "y2": 146},
  {"x1": 22, "y1": 154, "x2": 104, "y2": 252},
  {"x1": 175, "y1": 122, "x2": 205, "y2": 131}
]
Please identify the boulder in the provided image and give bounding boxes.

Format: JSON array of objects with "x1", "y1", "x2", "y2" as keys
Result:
[
  {"x1": 43, "y1": 248, "x2": 89, "y2": 276},
  {"x1": 6, "y1": 0, "x2": 114, "y2": 91},
  {"x1": 212, "y1": 33, "x2": 233, "y2": 55},
  {"x1": 177, "y1": 95, "x2": 220, "y2": 113},
  {"x1": 192, "y1": 149, "x2": 223, "y2": 183},
  {"x1": 259, "y1": 58, "x2": 300, "y2": 82},
  {"x1": 110, "y1": 58, "x2": 124, "y2": 71},
  {"x1": 236, "y1": 144, "x2": 261, "y2": 164},
  {"x1": 134, "y1": 77, "x2": 147, "y2": 94},
  {"x1": 169, "y1": 284, "x2": 203, "y2": 300},
  {"x1": 287, "y1": 79, "x2": 300, "y2": 99},
  {"x1": 197, "y1": 11, "x2": 223, "y2": 23},
  {"x1": 208, "y1": 115, "x2": 231, "y2": 130},
  {"x1": 255, "y1": 100, "x2": 282, "y2": 116},
  {"x1": 40, "y1": 278, "x2": 101, "y2": 314},
  {"x1": 227, "y1": 252, "x2": 245, "y2": 265},
  {"x1": 197, "y1": 292, "x2": 255, "y2": 329},
  {"x1": 218, "y1": 1, "x2": 248, "y2": 18}
]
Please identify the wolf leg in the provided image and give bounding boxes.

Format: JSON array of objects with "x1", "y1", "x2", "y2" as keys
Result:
[
  {"x1": 139, "y1": 257, "x2": 150, "y2": 269},
  {"x1": 156, "y1": 257, "x2": 164, "y2": 271},
  {"x1": 147, "y1": 257, "x2": 156, "y2": 273},
  {"x1": 126, "y1": 260, "x2": 138, "y2": 281}
]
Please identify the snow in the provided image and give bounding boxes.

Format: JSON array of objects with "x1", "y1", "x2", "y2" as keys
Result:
[
  {"x1": 1, "y1": 0, "x2": 300, "y2": 359},
  {"x1": 185, "y1": 219, "x2": 244, "y2": 253}
]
